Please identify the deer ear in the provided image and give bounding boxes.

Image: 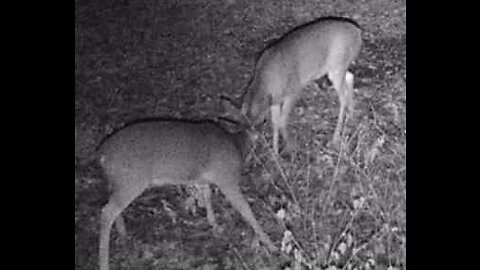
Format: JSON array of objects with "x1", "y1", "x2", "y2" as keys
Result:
[
  {"x1": 219, "y1": 94, "x2": 242, "y2": 109},
  {"x1": 266, "y1": 95, "x2": 273, "y2": 107},
  {"x1": 219, "y1": 94, "x2": 244, "y2": 122}
]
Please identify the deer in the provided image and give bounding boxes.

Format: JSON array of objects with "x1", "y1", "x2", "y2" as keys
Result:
[
  {"x1": 224, "y1": 17, "x2": 362, "y2": 154},
  {"x1": 95, "y1": 118, "x2": 277, "y2": 270}
]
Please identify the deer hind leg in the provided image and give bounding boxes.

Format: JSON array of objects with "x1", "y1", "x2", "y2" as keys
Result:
[
  {"x1": 344, "y1": 71, "x2": 355, "y2": 114},
  {"x1": 114, "y1": 215, "x2": 126, "y2": 237},
  {"x1": 329, "y1": 70, "x2": 355, "y2": 145},
  {"x1": 270, "y1": 103, "x2": 281, "y2": 155},
  {"x1": 215, "y1": 175, "x2": 277, "y2": 252},
  {"x1": 198, "y1": 184, "x2": 219, "y2": 231},
  {"x1": 279, "y1": 95, "x2": 298, "y2": 152},
  {"x1": 99, "y1": 178, "x2": 147, "y2": 270}
]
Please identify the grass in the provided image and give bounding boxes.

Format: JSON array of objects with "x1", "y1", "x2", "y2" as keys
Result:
[{"x1": 75, "y1": 0, "x2": 406, "y2": 269}]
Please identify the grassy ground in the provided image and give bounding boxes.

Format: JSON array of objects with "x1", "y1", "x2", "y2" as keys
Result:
[{"x1": 75, "y1": 0, "x2": 406, "y2": 269}]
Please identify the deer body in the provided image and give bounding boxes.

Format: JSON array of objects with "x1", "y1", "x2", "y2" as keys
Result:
[
  {"x1": 242, "y1": 18, "x2": 362, "y2": 153},
  {"x1": 98, "y1": 119, "x2": 276, "y2": 270}
]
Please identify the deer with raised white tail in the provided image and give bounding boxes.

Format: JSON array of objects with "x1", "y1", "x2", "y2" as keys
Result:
[{"x1": 228, "y1": 17, "x2": 362, "y2": 154}]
